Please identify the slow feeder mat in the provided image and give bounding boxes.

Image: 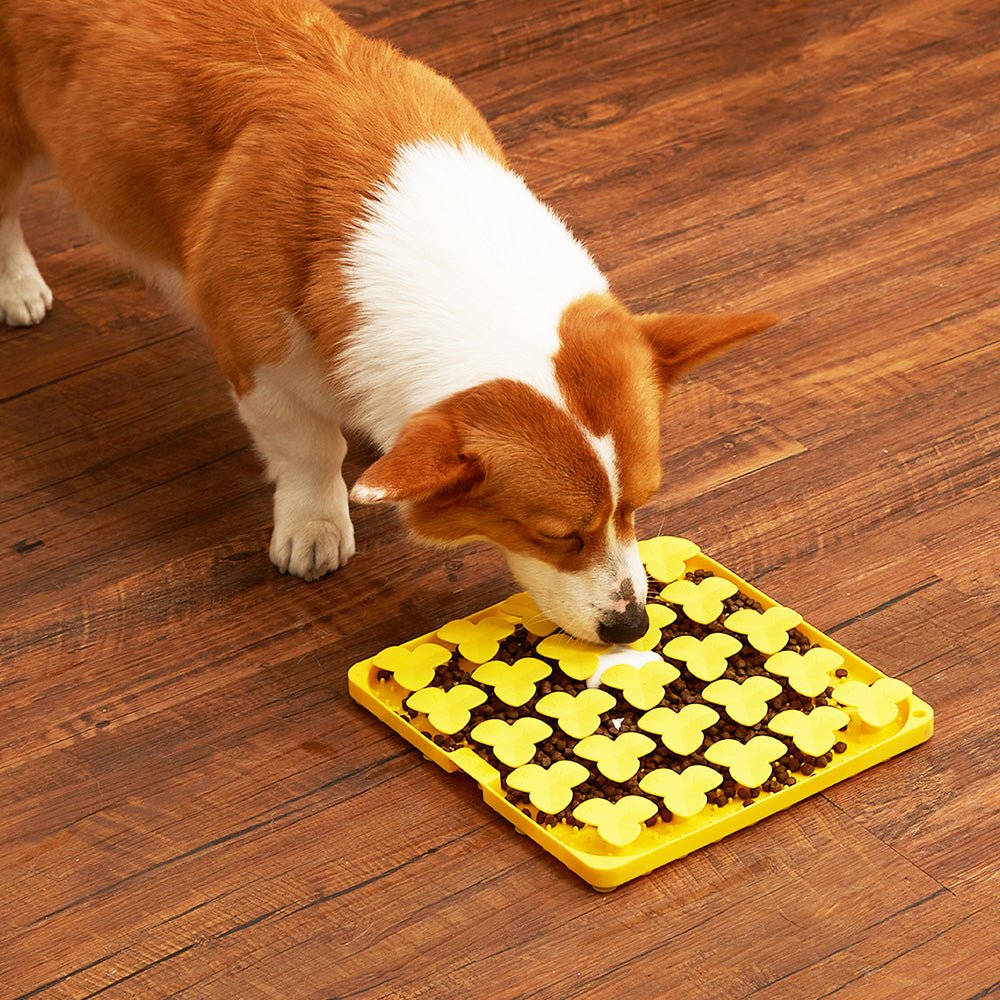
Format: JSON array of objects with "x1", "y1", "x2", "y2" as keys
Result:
[{"x1": 349, "y1": 536, "x2": 933, "y2": 890}]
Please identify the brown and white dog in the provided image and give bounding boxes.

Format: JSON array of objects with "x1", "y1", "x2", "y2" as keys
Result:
[{"x1": 0, "y1": 0, "x2": 776, "y2": 644}]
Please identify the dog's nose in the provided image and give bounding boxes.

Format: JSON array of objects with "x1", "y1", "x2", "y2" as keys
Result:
[{"x1": 596, "y1": 603, "x2": 649, "y2": 645}]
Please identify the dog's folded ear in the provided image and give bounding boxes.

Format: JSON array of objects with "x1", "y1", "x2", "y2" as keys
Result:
[
  {"x1": 350, "y1": 408, "x2": 484, "y2": 504},
  {"x1": 637, "y1": 311, "x2": 780, "y2": 383}
]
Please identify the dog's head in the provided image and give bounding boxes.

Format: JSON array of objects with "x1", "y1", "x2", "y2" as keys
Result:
[{"x1": 351, "y1": 294, "x2": 777, "y2": 643}]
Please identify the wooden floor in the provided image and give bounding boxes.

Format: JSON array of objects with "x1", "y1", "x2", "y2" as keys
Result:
[{"x1": 3, "y1": 1, "x2": 999, "y2": 996}]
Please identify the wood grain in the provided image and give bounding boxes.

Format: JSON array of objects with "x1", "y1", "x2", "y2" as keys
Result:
[{"x1": 2, "y1": 1, "x2": 998, "y2": 997}]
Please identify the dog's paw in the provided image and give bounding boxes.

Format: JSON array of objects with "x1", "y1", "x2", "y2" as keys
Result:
[
  {"x1": 0, "y1": 262, "x2": 53, "y2": 327},
  {"x1": 269, "y1": 510, "x2": 357, "y2": 581}
]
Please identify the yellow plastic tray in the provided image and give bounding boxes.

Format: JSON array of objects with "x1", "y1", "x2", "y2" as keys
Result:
[{"x1": 349, "y1": 537, "x2": 933, "y2": 890}]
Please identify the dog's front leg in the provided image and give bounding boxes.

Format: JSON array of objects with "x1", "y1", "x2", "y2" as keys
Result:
[
  {"x1": 0, "y1": 172, "x2": 54, "y2": 327},
  {"x1": 236, "y1": 374, "x2": 356, "y2": 582}
]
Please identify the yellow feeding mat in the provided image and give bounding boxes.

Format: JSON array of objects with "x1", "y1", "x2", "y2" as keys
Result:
[{"x1": 349, "y1": 537, "x2": 933, "y2": 890}]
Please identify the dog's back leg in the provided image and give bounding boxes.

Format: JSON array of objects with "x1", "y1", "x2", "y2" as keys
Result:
[{"x1": 0, "y1": 58, "x2": 52, "y2": 328}]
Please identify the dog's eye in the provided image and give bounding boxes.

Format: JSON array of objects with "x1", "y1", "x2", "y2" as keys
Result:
[{"x1": 538, "y1": 530, "x2": 584, "y2": 552}]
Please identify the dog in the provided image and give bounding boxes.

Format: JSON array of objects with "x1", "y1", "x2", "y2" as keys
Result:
[{"x1": 0, "y1": 0, "x2": 777, "y2": 644}]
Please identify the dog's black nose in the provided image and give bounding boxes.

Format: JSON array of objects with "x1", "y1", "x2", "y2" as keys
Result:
[{"x1": 597, "y1": 603, "x2": 649, "y2": 645}]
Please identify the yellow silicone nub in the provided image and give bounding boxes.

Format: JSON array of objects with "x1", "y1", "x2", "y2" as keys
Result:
[
  {"x1": 831, "y1": 677, "x2": 912, "y2": 728},
  {"x1": 724, "y1": 605, "x2": 803, "y2": 655},
  {"x1": 535, "y1": 633, "x2": 606, "y2": 681},
  {"x1": 638, "y1": 704, "x2": 720, "y2": 755},
  {"x1": 437, "y1": 616, "x2": 515, "y2": 664},
  {"x1": 507, "y1": 760, "x2": 589, "y2": 814},
  {"x1": 472, "y1": 657, "x2": 551, "y2": 707},
  {"x1": 471, "y1": 717, "x2": 553, "y2": 767},
  {"x1": 640, "y1": 765, "x2": 723, "y2": 819},
  {"x1": 705, "y1": 735, "x2": 787, "y2": 787},
  {"x1": 535, "y1": 689, "x2": 617, "y2": 738},
  {"x1": 572, "y1": 732, "x2": 657, "y2": 782},
  {"x1": 573, "y1": 796, "x2": 659, "y2": 848},
  {"x1": 405, "y1": 684, "x2": 487, "y2": 734},
  {"x1": 600, "y1": 659, "x2": 681, "y2": 711},
  {"x1": 768, "y1": 706, "x2": 851, "y2": 756},
  {"x1": 496, "y1": 593, "x2": 559, "y2": 637},
  {"x1": 662, "y1": 633, "x2": 742, "y2": 682},
  {"x1": 638, "y1": 536, "x2": 701, "y2": 584},
  {"x1": 764, "y1": 647, "x2": 844, "y2": 698},
  {"x1": 659, "y1": 576, "x2": 739, "y2": 624},
  {"x1": 702, "y1": 676, "x2": 783, "y2": 726},
  {"x1": 372, "y1": 642, "x2": 451, "y2": 692}
]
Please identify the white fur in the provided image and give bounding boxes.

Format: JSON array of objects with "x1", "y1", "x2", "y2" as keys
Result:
[
  {"x1": 339, "y1": 139, "x2": 608, "y2": 449},
  {"x1": 586, "y1": 431, "x2": 620, "y2": 503},
  {"x1": 238, "y1": 318, "x2": 355, "y2": 580},
  {"x1": 0, "y1": 215, "x2": 53, "y2": 327}
]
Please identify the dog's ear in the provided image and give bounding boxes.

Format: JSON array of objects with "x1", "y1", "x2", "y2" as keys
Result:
[
  {"x1": 637, "y1": 312, "x2": 779, "y2": 383},
  {"x1": 350, "y1": 409, "x2": 484, "y2": 504}
]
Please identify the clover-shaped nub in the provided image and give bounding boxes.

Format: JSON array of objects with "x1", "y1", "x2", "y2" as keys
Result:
[
  {"x1": 662, "y1": 633, "x2": 743, "y2": 682},
  {"x1": 600, "y1": 658, "x2": 680, "y2": 710},
  {"x1": 405, "y1": 684, "x2": 487, "y2": 734},
  {"x1": 572, "y1": 732, "x2": 657, "y2": 782},
  {"x1": 638, "y1": 536, "x2": 701, "y2": 584},
  {"x1": 659, "y1": 576, "x2": 739, "y2": 624},
  {"x1": 372, "y1": 642, "x2": 452, "y2": 692},
  {"x1": 640, "y1": 765, "x2": 723, "y2": 819},
  {"x1": 535, "y1": 633, "x2": 606, "y2": 681},
  {"x1": 507, "y1": 760, "x2": 590, "y2": 815},
  {"x1": 496, "y1": 593, "x2": 558, "y2": 637},
  {"x1": 831, "y1": 677, "x2": 912, "y2": 728},
  {"x1": 765, "y1": 647, "x2": 843, "y2": 698},
  {"x1": 471, "y1": 717, "x2": 553, "y2": 767},
  {"x1": 702, "y1": 676, "x2": 783, "y2": 726},
  {"x1": 637, "y1": 704, "x2": 720, "y2": 755},
  {"x1": 627, "y1": 603, "x2": 678, "y2": 652},
  {"x1": 437, "y1": 616, "x2": 515, "y2": 664},
  {"x1": 768, "y1": 706, "x2": 850, "y2": 757},
  {"x1": 472, "y1": 657, "x2": 551, "y2": 707},
  {"x1": 535, "y1": 689, "x2": 617, "y2": 738},
  {"x1": 572, "y1": 795, "x2": 659, "y2": 848},
  {"x1": 705, "y1": 735, "x2": 788, "y2": 787},
  {"x1": 724, "y1": 605, "x2": 803, "y2": 655}
]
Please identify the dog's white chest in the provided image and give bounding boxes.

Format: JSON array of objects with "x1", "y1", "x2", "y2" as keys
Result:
[{"x1": 338, "y1": 139, "x2": 607, "y2": 447}]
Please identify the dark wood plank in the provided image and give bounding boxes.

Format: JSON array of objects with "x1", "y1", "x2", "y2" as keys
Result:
[{"x1": 2, "y1": 0, "x2": 998, "y2": 997}]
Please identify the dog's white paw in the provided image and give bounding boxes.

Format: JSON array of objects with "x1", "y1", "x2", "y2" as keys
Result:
[
  {"x1": 270, "y1": 509, "x2": 356, "y2": 581},
  {"x1": 0, "y1": 259, "x2": 53, "y2": 327}
]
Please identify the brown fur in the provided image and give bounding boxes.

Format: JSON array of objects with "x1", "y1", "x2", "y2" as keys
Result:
[{"x1": 0, "y1": 0, "x2": 501, "y2": 391}]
